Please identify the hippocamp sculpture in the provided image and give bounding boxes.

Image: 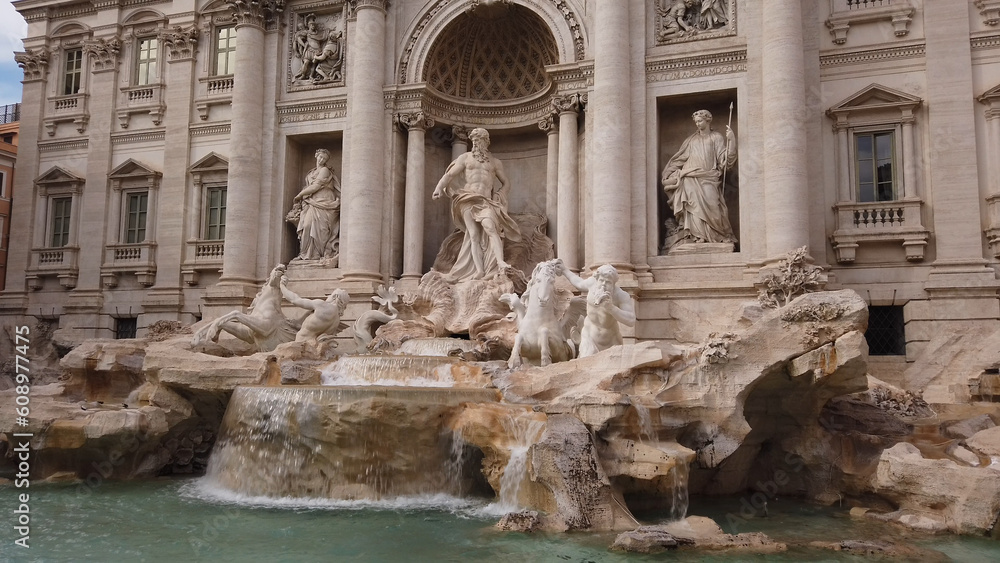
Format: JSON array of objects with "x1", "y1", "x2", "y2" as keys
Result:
[
  {"x1": 501, "y1": 259, "x2": 584, "y2": 368},
  {"x1": 353, "y1": 285, "x2": 400, "y2": 351},
  {"x1": 192, "y1": 264, "x2": 298, "y2": 352}
]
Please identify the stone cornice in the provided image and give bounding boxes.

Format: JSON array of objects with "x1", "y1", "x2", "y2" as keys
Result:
[
  {"x1": 276, "y1": 98, "x2": 348, "y2": 123},
  {"x1": 111, "y1": 130, "x2": 165, "y2": 145},
  {"x1": 645, "y1": 49, "x2": 746, "y2": 83},
  {"x1": 819, "y1": 43, "x2": 925, "y2": 68},
  {"x1": 190, "y1": 123, "x2": 232, "y2": 136},
  {"x1": 972, "y1": 33, "x2": 1000, "y2": 51},
  {"x1": 38, "y1": 138, "x2": 89, "y2": 152}
]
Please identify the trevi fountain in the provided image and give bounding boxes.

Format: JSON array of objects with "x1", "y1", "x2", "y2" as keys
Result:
[{"x1": 1, "y1": 0, "x2": 1000, "y2": 560}]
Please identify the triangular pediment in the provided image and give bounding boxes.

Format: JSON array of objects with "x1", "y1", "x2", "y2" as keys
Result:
[
  {"x1": 189, "y1": 152, "x2": 229, "y2": 173},
  {"x1": 828, "y1": 84, "x2": 922, "y2": 116},
  {"x1": 979, "y1": 83, "x2": 1000, "y2": 103},
  {"x1": 109, "y1": 158, "x2": 161, "y2": 180},
  {"x1": 35, "y1": 166, "x2": 84, "y2": 185}
]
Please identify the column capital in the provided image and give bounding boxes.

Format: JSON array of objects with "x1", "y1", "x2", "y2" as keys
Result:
[
  {"x1": 226, "y1": 0, "x2": 285, "y2": 30},
  {"x1": 14, "y1": 48, "x2": 49, "y2": 82},
  {"x1": 451, "y1": 125, "x2": 470, "y2": 144},
  {"x1": 538, "y1": 113, "x2": 558, "y2": 133},
  {"x1": 160, "y1": 25, "x2": 200, "y2": 62},
  {"x1": 348, "y1": 0, "x2": 389, "y2": 18},
  {"x1": 82, "y1": 37, "x2": 122, "y2": 73},
  {"x1": 396, "y1": 111, "x2": 435, "y2": 132},
  {"x1": 553, "y1": 92, "x2": 584, "y2": 114}
]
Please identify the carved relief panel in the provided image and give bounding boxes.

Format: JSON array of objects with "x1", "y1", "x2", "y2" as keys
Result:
[
  {"x1": 654, "y1": 0, "x2": 736, "y2": 45},
  {"x1": 287, "y1": 4, "x2": 347, "y2": 91}
]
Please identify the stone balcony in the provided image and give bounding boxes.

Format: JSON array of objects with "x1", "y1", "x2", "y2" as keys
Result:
[
  {"x1": 117, "y1": 84, "x2": 165, "y2": 128},
  {"x1": 43, "y1": 93, "x2": 89, "y2": 136},
  {"x1": 26, "y1": 246, "x2": 80, "y2": 289},
  {"x1": 101, "y1": 242, "x2": 157, "y2": 287},
  {"x1": 195, "y1": 76, "x2": 234, "y2": 121},
  {"x1": 830, "y1": 198, "x2": 930, "y2": 263},
  {"x1": 825, "y1": 0, "x2": 915, "y2": 45},
  {"x1": 181, "y1": 239, "x2": 225, "y2": 285}
]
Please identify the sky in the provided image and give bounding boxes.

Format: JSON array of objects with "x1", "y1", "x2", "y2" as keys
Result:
[{"x1": 0, "y1": 0, "x2": 27, "y2": 107}]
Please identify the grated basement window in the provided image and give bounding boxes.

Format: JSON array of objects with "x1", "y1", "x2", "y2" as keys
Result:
[
  {"x1": 865, "y1": 305, "x2": 905, "y2": 356},
  {"x1": 115, "y1": 317, "x2": 138, "y2": 340}
]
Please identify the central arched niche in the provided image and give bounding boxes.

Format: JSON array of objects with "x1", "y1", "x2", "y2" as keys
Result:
[{"x1": 422, "y1": 4, "x2": 558, "y2": 102}]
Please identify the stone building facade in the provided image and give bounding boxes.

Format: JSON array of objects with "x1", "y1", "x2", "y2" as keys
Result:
[
  {"x1": 0, "y1": 107, "x2": 17, "y2": 293},
  {"x1": 3, "y1": 0, "x2": 1000, "y2": 369}
]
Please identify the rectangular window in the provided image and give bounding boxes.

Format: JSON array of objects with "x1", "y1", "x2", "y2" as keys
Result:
[
  {"x1": 0, "y1": 170, "x2": 6, "y2": 198},
  {"x1": 63, "y1": 48, "x2": 83, "y2": 95},
  {"x1": 50, "y1": 197, "x2": 72, "y2": 247},
  {"x1": 855, "y1": 131, "x2": 895, "y2": 203},
  {"x1": 124, "y1": 192, "x2": 148, "y2": 243},
  {"x1": 115, "y1": 317, "x2": 138, "y2": 339},
  {"x1": 0, "y1": 216, "x2": 5, "y2": 249},
  {"x1": 136, "y1": 38, "x2": 158, "y2": 86},
  {"x1": 215, "y1": 26, "x2": 237, "y2": 76},
  {"x1": 865, "y1": 305, "x2": 906, "y2": 356},
  {"x1": 205, "y1": 186, "x2": 227, "y2": 240}
]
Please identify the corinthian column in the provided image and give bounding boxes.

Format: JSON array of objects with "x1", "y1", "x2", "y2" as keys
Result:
[
  {"x1": 591, "y1": 0, "x2": 632, "y2": 270},
  {"x1": 398, "y1": 111, "x2": 434, "y2": 279},
  {"x1": 451, "y1": 125, "x2": 469, "y2": 160},
  {"x1": 220, "y1": 0, "x2": 283, "y2": 285},
  {"x1": 762, "y1": 0, "x2": 809, "y2": 258},
  {"x1": 341, "y1": 0, "x2": 389, "y2": 281},
  {"x1": 539, "y1": 114, "x2": 559, "y2": 245},
  {"x1": 553, "y1": 95, "x2": 581, "y2": 270}
]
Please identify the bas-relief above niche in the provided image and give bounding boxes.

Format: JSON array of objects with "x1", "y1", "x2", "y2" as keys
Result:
[
  {"x1": 654, "y1": 0, "x2": 736, "y2": 45},
  {"x1": 286, "y1": 5, "x2": 346, "y2": 92}
]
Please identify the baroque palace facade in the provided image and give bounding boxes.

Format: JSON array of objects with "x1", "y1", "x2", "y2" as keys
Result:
[{"x1": 4, "y1": 0, "x2": 1000, "y2": 368}]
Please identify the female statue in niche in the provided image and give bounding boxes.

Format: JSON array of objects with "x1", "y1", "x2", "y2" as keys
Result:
[
  {"x1": 287, "y1": 148, "x2": 340, "y2": 264},
  {"x1": 661, "y1": 109, "x2": 737, "y2": 251}
]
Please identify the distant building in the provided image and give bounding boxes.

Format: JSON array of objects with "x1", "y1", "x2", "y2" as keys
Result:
[
  {"x1": 0, "y1": 103, "x2": 18, "y2": 292},
  {"x1": 1, "y1": 1, "x2": 999, "y2": 385}
]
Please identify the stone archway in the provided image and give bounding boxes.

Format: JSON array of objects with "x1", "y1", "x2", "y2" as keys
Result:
[{"x1": 398, "y1": 0, "x2": 586, "y2": 86}]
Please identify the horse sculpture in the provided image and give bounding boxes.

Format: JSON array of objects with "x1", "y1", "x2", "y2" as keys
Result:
[
  {"x1": 501, "y1": 259, "x2": 584, "y2": 368},
  {"x1": 192, "y1": 264, "x2": 298, "y2": 352}
]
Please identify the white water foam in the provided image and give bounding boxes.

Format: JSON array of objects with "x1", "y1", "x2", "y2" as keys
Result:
[
  {"x1": 319, "y1": 369, "x2": 455, "y2": 387},
  {"x1": 182, "y1": 478, "x2": 499, "y2": 518}
]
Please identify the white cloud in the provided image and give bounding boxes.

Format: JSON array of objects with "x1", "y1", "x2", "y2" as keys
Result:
[{"x1": 0, "y1": 1, "x2": 28, "y2": 54}]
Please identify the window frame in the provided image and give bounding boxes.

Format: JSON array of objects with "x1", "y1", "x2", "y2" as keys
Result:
[
  {"x1": 203, "y1": 184, "x2": 227, "y2": 241},
  {"x1": 62, "y1": 47, "x2": 84, "y2": 96},
  {"x1": 49, "y1": 196, "x2": 73, "y2": 248},
  {"x1": 134, "y1": 36, "x2": 160, "y2": 86},
  {"x1": 851, "y1": 126, "x2": 900, "y2": 203},
  {"x1": 123, "y1": 190, "x2": 149, "y2": 244},
  {"x1": 213, "y1": 25, "x2": 237, "y2": 77},
  {"x1": 0, "y1": 170, "x2": 7, "y2": 199}
]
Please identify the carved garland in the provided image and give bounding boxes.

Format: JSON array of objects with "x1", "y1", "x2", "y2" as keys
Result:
[
  {"x1": 14, "y1": 48, "x2": 50, "y2": 81},
  {"x1": 398, "y1": 0, "x2": 585, "y2": 84}
]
